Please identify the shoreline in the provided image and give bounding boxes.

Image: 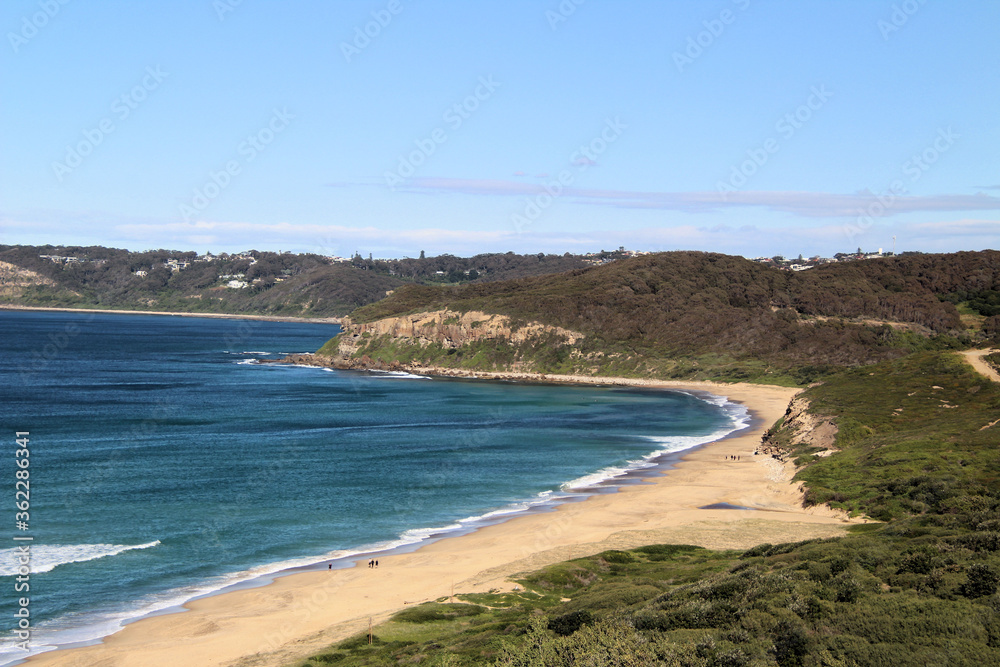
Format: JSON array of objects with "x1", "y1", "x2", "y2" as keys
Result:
[
  {"x1": 0, "y1": 304, "x2": 342, "y2": 325},
  {"x1": 25, "y1": 372, "x2": 855, "y2": 667}
]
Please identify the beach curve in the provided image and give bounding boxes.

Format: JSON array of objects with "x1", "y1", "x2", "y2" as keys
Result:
[{"x1": 25, "y1": 375, "x2": 857, "y2": 667}]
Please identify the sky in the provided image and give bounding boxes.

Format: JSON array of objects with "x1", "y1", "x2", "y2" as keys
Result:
[{"x1": 1, "y1": 0, "x2": 998, "y2": 260}]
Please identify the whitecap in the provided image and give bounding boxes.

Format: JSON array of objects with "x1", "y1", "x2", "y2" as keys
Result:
[
  {"x1": 0, "y1": 388, "x2": 753, "y2": 665},
  {"x1": 560, "y1": 394, "x2": 751, "y2": 491},
  {"x1": 0, "y1": 541, "x2": 161, "y2": 576},
  {"x1": 368, "y1": 370, "x2": 431, "y2": 379}
]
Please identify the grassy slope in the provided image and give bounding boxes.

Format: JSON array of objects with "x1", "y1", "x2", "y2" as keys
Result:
[
  {"x1": 783, "y1": 352, "x2": 1000, "y2": 520},
  {"x1": 295, "y1": 352, "x2": 1000, "y2": 666}
]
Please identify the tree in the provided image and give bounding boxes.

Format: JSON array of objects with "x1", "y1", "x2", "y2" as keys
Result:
[
  {"x1": 961, "y1": 563, "x2": 1000, "y2": 598},
  {"x1": 419, "y1": 250, "x2": 425, "y2": 260},
  {"x1": 983, "y1": 315, "x2": 1000, "y2": 340}
]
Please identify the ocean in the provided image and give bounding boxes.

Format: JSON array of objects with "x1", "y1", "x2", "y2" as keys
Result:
[{"x1": 0, "y1": 310, "x2": 748, "y2": 663}]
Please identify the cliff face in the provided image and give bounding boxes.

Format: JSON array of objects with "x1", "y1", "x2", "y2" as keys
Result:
[
  {"x1": 760, "y1": 395, "x2": 839, "y2": 460},
  {"x1": 0, "y1": 261, "x2": 56, "y2": 299},
  {"x1": 334, "y1": 309, "x2": 584, "y2": 357}
]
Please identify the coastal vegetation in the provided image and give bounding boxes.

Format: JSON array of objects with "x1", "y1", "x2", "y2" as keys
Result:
[
  {"x1": 296, "y1": 350, "x2": 1000, "y2": 666},
  {"x1": 9, "y1": 243, "x2": 998, "y2": 663},
  {"x1": 300, "y1": 253, "x2": 1000, "y2": 664},
  {"x1": 0, "y1": 245, "x2": 597, "y2": 317},
  {"x1": 321, "y1": 251, "x2": 999, "y2": 384}
]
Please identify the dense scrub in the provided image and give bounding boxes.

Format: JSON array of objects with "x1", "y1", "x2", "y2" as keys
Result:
[
  {"x1": 299, "y1": 528, "x2": 1000, "y2": 666},
  {"x1": 350, "y1": 251, "x2": 1000, "y2": 335},
  {"x1": 332, "y1": 252, "x2": 1000, "y2": 381}
]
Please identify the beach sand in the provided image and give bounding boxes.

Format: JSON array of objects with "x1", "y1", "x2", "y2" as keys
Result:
[{"x1": 27, "y1": 377, "x2": 857, "y2": 667}]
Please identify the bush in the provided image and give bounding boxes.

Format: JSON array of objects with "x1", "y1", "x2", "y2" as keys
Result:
[
  {"x1": 742, "y1": 543, "x2": 773, "y2": 558},
  {"x1": 392, "y1": 603, "x2": 486, "y2": 623},
  {"x1": 337, "y1": 634, "x2": 380, "y2": 649},
  {"x1": 633, "y1": 544, "x2": 704, "y2": 560},
  {"x1": 772, "y1": 620, "x2": 810, "y2": 666},
  {"x1": 598, "y1": 550, "x2": 635, "y2": 564},
  {"x1": 952, "y1": 533, "x2": 1000, "y2": 553},
  {"x1": 570, "y1": 583, "x2": 662, "y2": 610},
  {"x1": 982, "y1": 315, "x2": 1000, "y2": 340},
  {"x1": 961, "y1": 564, "x2": 1000, "y2": 598},
  {"x1": 547, "y1": 610, "x2": 593, "y2": 636}
]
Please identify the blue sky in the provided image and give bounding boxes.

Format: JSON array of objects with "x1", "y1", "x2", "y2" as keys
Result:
[{"x1": 2, "y1": 0, "x2": 998, "y2": 259}]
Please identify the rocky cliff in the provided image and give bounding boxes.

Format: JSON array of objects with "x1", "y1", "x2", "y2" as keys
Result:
[
  {"x1": 0, "y1": 261, "x2": 56, "y2": 299},
  {"x1": 326, "y1": 309, "x2": 585, "y2": 370},
  {"x1": 760, "y1": 395, "x2": 839, "y2": 461}
]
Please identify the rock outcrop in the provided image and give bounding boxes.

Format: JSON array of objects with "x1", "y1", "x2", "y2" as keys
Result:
[
  {"x1": 334, "y1": 309, "x2": 584, "y2": 358},
  {"x1": 0, "y1": 261, "x2": 56, "y2": 299},
  {"x1": 759, "y1": 395, "x2": 839, "y2": 460}
]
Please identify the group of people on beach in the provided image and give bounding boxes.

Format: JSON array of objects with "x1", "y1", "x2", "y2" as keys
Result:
[
  {"x1": 727, "y1": 454, "x2": 741, "y2": 461},
  {"x1": 326, "y1": 558, "x2": 379, "y2": 570}
]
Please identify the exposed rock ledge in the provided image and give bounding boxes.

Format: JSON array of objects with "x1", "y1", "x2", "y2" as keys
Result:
[
  {"x1": 759, "y1": 395, "x2": 839, "y2": 460},
  {"x1": 259, "y1": 353, "x2": 403, "y2": 372},
  {"x1": 334, "y1": 309, "x2": 584, "y2": 357}
]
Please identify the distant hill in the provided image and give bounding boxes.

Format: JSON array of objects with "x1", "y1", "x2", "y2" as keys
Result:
[
  {"x1": 0, "y1": 245, "x2": 596, "y2": 318},
  {"x1": 323, "y1": 250, "x2": 1000, "y2": 383}
]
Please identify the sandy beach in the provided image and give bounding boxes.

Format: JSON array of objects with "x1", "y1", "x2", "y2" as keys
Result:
[
  {"x1": 0, "y1": 304, "x2": 342, "y2": 325},
  {"x1": 26, "y1": 375, "x2": 856, "y2": 667}
]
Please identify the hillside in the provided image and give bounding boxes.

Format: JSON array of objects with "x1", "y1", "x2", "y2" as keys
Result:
[
  {"x1": 0, "y1": 245, "x2": 595, "y2": 318},
  {"x1": 318, "y1": 250, "x2": 1000, "y2": 383}
]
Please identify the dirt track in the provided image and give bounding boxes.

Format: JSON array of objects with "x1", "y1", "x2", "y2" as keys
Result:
[{"x1": 959, "y1": 349, "x2": 1000, "y2": 382}]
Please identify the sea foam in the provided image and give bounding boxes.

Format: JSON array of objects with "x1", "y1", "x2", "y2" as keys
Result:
[
  {"x1": 0, "y1": 541, "x2": 161, "y2": 576},
  {"x1": 561, "y1": 392, "x2": 750, "y2": 491},
  {"x1": 0, "y1": 379, "x2": 749, "y2": 666}
]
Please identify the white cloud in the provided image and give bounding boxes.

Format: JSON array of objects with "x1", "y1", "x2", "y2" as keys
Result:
[{"x1": 385, "y1": 178, "x2": 1000, "y2": 219}]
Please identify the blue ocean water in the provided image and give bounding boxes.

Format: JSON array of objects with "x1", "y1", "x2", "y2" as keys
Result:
[{"x1": 0, "y1": 310, "x2": 747, "y2": 663}]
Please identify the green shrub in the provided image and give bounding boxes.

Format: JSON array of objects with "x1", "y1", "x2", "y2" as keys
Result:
[
  {"x1": 961, "y1": 564, "x2": 1000, "y2": 598},
  {"x1": 771, "y1": 620, "x2": 810, "y2": 667},
  {"x1": 337, "y1": 634, "x2": 381, "y2": 649},
  {"x1": 547, "y1": 610, "x2": 593, "y2": 636},
  {"x1": 598, "y1": 550, "x2": 634, "y2": 564},
  {"x1": 392, "y1": 603, "x2": 486, "y2": 623},
  {"x1": 741, "y1": 543, "x2": 773, "y2": 558},
  {"x1": 633, "y1": 544, "x2": 704, "y2": 560},
  {"x1": 952, "y1": 532, "x2": 1000, "y2": 552}
]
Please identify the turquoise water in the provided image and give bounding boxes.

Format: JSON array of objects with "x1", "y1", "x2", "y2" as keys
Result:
[{"x1": 0, "y1": 310, "x2": 747, "y2": 663}]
